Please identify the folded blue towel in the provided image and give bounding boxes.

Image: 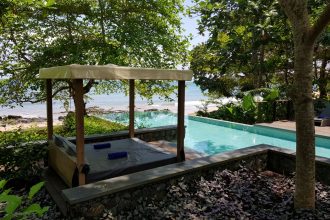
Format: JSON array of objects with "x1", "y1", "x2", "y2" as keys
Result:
[
  {"x1": 108, "y1": 152, "x2": 128, "y2": 160},
  {"x1": 94, "y1": 143, "x2": 111, "y2": 149}
]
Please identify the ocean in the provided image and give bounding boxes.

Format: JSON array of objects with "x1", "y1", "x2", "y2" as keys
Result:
[{"x1": 0, "y1": 82, "x2": 210, "y2": 118}]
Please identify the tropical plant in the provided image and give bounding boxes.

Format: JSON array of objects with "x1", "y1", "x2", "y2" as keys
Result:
[
  {"x1": 0, "y1": 180, "x2": 49, "y2": 220},
  {"x1": 189, "y1": 0, "x2": 293, "y2": 97},
  {"x1": 0, "y1": 129, "x2": 47, "y2": 181}
]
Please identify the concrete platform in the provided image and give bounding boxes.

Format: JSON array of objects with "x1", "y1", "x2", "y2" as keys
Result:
[
  {"x1": 149, "y1": 140, "x2": 205, "y2": 160},
  {"x1": 257, "y1": 120, "x2": 330, "y2": 137}
]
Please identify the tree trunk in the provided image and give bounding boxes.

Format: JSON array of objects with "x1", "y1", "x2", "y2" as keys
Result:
[
  {"x1": 293, "y1": 42, "x2": 315, "y2": 209},
  {"x1": 279, "y1": 0, "x2": 330, "y2": 210}
]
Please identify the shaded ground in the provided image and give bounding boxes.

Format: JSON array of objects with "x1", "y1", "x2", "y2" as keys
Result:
[{"x1": 22, "y1": 167, "x2": 330, "y2": 219}]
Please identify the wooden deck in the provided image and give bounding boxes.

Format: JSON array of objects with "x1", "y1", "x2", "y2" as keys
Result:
[{"x1": 257, "y1": 120, "x2": 330, "y2": 137}]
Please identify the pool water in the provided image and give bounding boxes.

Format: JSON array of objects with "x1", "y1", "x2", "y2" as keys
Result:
[{"x1": 100, "y1": 111, "x2": 330, "y2": 158}]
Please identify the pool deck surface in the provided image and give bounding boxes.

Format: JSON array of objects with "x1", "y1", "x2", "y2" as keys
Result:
[
  {"x1": 257, "y1": 120, "x2": 330, "y2": 137},
  {"x1": 149, "y1": 140, "x2": 205, "y2": 160}
]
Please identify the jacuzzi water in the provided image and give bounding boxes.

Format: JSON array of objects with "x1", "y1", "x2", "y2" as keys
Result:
[{"x1": 100, "y1": 111, "x2": 330, "y2": 158}]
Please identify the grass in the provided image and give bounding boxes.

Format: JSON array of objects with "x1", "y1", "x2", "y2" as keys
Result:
[{"x1": 0, "y1": 116, "x2": 128, "y2": 142}]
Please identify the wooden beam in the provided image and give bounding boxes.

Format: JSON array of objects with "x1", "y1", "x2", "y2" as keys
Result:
[
  {"x1": 72, "y1": 79, "x2": 85, "y2": 185},
  {"x1": 46, "y1": 79, "x2": 53, "y2": 141},
  {"x1": 177, "y1": 80, "x2": 185, "y2": 161},
  {"x1": 129, "y1": 79, "x2": 135, "y2": 138}
]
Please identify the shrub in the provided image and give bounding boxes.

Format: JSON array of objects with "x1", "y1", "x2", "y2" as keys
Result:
[
  {"x1": 207, "y1": 102, "x2": 257, "y2": 124},
  {"x1": 0, "y1": 115, "x2": 126, "y2": 180},
  {"x1": 0, "y1": 129, "x2": 47, "y2": 181},
  {"x1": 62, "y1": 113, "x2": 127, "y2": 137}
]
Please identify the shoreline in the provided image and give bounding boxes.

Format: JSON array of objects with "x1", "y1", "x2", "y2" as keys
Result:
[{"x1": 0, "y1": 104, "x2": 218, "y2": 132}]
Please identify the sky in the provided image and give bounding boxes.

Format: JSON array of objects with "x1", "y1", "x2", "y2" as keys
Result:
[{"x1": 182, "y1": 0, "x2": 208, "y2": 48}]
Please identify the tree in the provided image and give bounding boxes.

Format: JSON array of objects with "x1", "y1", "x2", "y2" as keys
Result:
[
  {"x1": 191, "y1": 0, "x2": 330, "y2": 209},
  {"x1": 278, "y1": 0, "x2": 330, "y2": 209},
  {"x1": 190, "y1": 0, "x2": 294, "y2": 98},
  {"x1": 0, "y1": 0, "x2": 188, "y2": 109}
]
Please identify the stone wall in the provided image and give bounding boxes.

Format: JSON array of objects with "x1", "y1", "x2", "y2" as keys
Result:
[
  {"x1": 67, "y1": 125, "x2": 177, "y2": 144},
  {"x1": 267, "y1": 149, "x2": 330, "y2": 185},
  {"x1": 53, "y1": 145, "x2": 330, "y2": 219},
  {"x1": 66, "y1": 152, "x2": 267, "y2": 218}
]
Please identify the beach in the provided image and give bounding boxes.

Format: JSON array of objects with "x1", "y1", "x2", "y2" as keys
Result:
[{"x1": 0, "y1": 82, "x2": 219, "y2": 131}]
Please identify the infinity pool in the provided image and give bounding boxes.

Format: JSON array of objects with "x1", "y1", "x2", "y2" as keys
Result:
[{"x1": 101, "y1": 111, "x2": 330, "y2": 158}]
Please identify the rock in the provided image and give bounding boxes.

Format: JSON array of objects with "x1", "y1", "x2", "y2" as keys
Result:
[
  {"x1": 85, "y1": 203, "x2": 105, "y2": 218},
  {"x1": 123, "y1": 192, "x2": 131, "y2": 199},
  {"x1": 144, "y1": 108, "x2": 158, "y2": 112},
  {"x1": 156, "y1": 183, "x2": 166, "y2": 191},
  {"x1": 6, "y1": 115, "x2": 23, "y2": 120}
]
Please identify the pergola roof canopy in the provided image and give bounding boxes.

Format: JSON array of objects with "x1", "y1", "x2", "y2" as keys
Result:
[{"x1": 39, "y1": 64, "x2": 193, "y2": 81}]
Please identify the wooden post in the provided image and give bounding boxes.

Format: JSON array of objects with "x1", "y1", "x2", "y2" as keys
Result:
[
  {"x1": 129, "y1": 79, "x2": 135, "y2": 138},
  {"x1": 72, "y1": 79, "x2": 85, "y2": 185},
  {"x1": 272, "y1": 101, "x2": 277, "y2": 121},
  {"x1": 177, "y1": 80, "x2": 185, "y2": 161},
  {"x1": 46, "y1": 79, "x2": 53, "y2": 141}
]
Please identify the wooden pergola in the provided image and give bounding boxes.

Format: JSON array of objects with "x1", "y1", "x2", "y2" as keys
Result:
[{"x1": 39, "y1": 64, "x2": 193, "y2": 186}]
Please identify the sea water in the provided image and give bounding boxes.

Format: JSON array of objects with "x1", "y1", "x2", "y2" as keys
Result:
[{"x1": 0, "y1": 82, "x2": 207, "y2": 118}]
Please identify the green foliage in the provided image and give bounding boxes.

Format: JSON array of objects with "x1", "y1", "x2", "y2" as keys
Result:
[
  {"x1": 0, "y1": 129, "x2": 47, "y2": 180},
  {"x1": 0, "y1": 115, "x2": 127, "y2": 143},
  {"x1": 197, "y1": 91, "x2": 291, "y2": 124},
  {"x1": 27, "y1": 182, "x2": 44, "y2": 200},
  {"x1": 0, "y1": 115, "x2": 126, "y2": 179},
  {"x1": 62, "y1": 113, "x2": 127, "y2": 137},
  {"x1": 264, "y1": 89, "x2": 280, "y2": 101},
  {"x1": 190, "y1": 0, "x2": 293, "y2": 97},
  {"x1": 0, "y1": 180, "x2": 49, "y2": 220},
  {"x1": 0, "y1": 0, "x2": 188, "y2": 107},
  {"x1": 62, "y1": 112, "x2": 76, "y2": 133},
  {"x1": 242, "y1": 94, "x2": 256, "y2": 111},
  {"x1": 198, "y1": 102, "x2": 257, "y2": 124}
]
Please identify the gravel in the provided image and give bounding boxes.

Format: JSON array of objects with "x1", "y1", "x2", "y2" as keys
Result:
[
  {"x1": 9, "y1": 167, "x2": 330, "y2": 219},
  {"x1": 113, "y1": 167, "x2": 330, "y2": 220}
]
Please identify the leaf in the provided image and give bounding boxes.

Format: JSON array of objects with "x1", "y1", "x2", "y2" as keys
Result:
[
  {"x1": 28, "y1": 182, "x2": 44, "y2": 200},
  {"x1": 242, "y1": 94, "x2": 256, "y2": 111},
  {"x1": 235, "y1": 26, "x2": 246, "y2": 35},
  {"x1": 0, "y1": 179, "x2": 7, "y2": 190},
  {"x1": 45, "y1": 0, "x2": 55, "y2": 7},
  {"x1": 23, "y1": 204, "x2": 49, "y2": 217},
  {"x1": 2, "y1": 189, "x2": 12, "y2": 196},
  {"x1": 264, "y1": 89, "x2": 279, "y2": 101},
  {"x1": 226, "y1": 106, "x2": 233, "y2": 115},
  {"x1": 2, "y1": 214, "x2": 13, "y2": 220},
  {"x1": 0, "y1": 194, "x2": 22, "y2": 214},
  {"x1": 217, "y1": 32, "x2": 231, "y2": 46}
]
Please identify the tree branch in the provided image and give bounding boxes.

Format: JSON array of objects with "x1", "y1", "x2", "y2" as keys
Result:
[
  {"x1": 83, "y1": 79, "x2": 97, "y2": 94},
  {"x1": 26, "y1": 86, "x2": 70, "y2": 103},
  {"x1": 9, "y1": 28, "x2": 32, "y2": 64},
  {"x1": 309, "y1": 3, "x2": 330, "y2": 43}
]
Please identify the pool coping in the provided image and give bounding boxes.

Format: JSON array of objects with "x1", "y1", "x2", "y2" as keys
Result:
[
  {"x1": 61, "y1": 144, "x2": 269, "y2": 205},
  {"x1": 189, "y1": 115, "x2": 330, "y2": 141},
  {"x1": 45, "y1": 144, "x2": 330, "y2": 217},
  {"x1": 60, "y1": 144, "x2": 330, "y2": 205}
]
